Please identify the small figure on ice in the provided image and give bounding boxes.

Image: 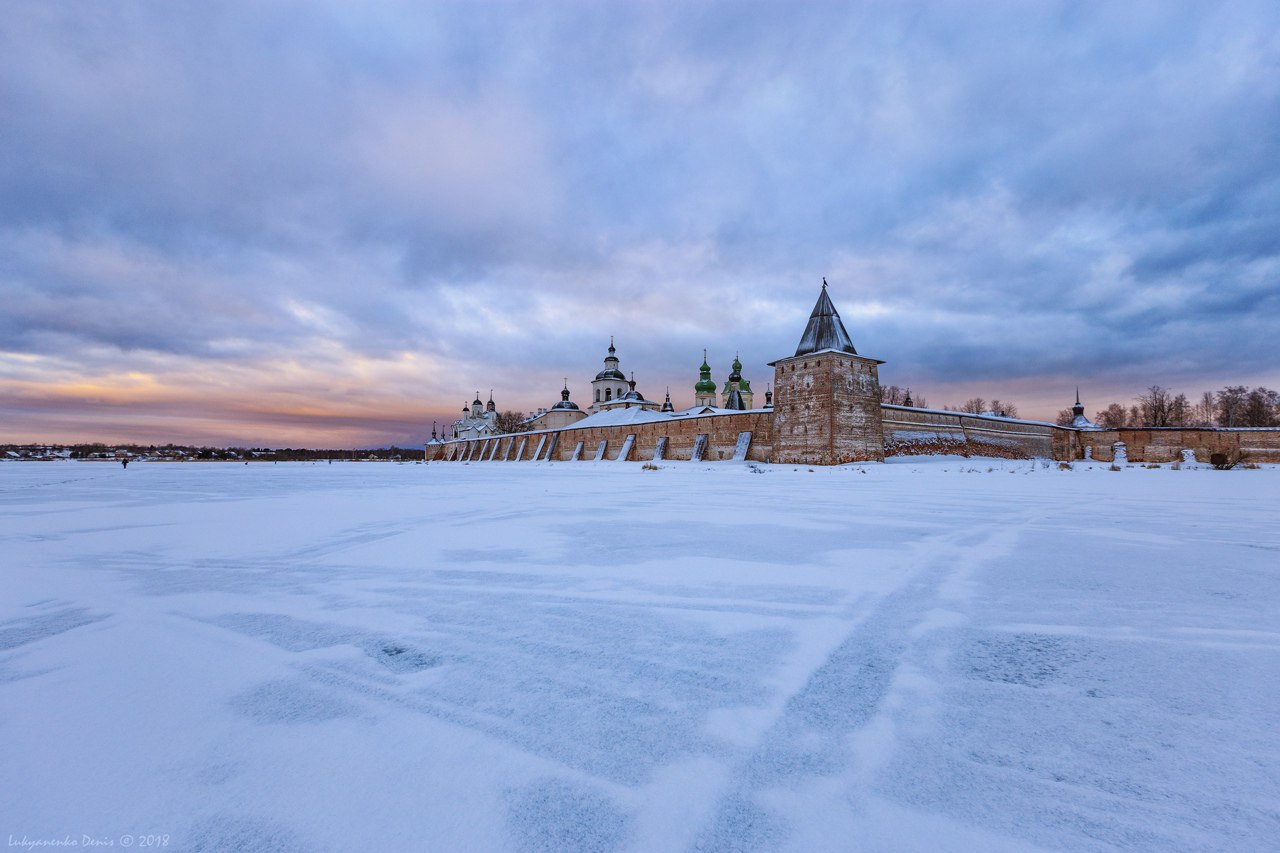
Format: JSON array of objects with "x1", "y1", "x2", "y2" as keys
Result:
[{"x1": 121, "y1": 458, "x2": 129, "y2": 469}]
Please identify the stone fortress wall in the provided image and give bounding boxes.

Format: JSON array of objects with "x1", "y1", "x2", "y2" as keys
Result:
[
  {"x1": 428, "y1": 410, "x2": 774, "y2": 464},
  {"x1": 426, "y1": 284, "x2": 1280, "y2": 466},
  {"x1": 1072, "y1": 426, "x2": 1280, "y2": 464},
  {"x1": 427, "y1": 402, "x2": 1280, "y2": 465}
]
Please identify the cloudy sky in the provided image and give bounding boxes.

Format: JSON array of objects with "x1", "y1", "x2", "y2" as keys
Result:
[{"x1": 2, "y1": 1, "x2": 1278, "y2": 446}]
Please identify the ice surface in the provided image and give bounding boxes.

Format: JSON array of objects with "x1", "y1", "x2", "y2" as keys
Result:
[{"x1": 1, "y1": 459, "x2": 1278, "y2": 852}]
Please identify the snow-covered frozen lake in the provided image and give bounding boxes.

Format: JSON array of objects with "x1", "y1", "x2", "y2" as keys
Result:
[{"x1": 2, "y1": 458, "x2": 1277, "y2": 852}]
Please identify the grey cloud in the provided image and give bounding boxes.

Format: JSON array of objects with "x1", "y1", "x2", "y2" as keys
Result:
[{"x1": 1, "y1": 1, "x2": 1278, "y2": 443}]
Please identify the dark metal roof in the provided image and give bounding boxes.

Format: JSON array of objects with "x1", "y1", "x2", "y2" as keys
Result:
[
  {"x1": 794, "y1": 281, "x2": 857, "y2": 357},
  {"x1": 595, "y1": 368, "x2": 626, "y2": 381},
  {"x1": 552, "y1": 384, "x2": 580, "y2": 410}
]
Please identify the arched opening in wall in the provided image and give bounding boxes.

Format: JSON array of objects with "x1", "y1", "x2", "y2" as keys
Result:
[
  {"x1": 605, "y1": 389, "x2": 612, "y2": 401},
  {"x1": 595, "y1": 389, "x2": 600, "y2": 402}
]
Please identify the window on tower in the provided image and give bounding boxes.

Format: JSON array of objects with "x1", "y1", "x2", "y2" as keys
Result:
[{"x1": 605, "y1": 388, "x2": 612, "y2": 401}]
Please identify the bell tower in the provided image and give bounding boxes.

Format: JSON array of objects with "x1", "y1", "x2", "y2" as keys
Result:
[{"x1": 769, "y1": 280, "x2": 885, "y2": 464}]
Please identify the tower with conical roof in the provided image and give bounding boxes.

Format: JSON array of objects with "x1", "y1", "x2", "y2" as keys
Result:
[
  {"x1": 768, "y1": 279, "x2": 885, "y2": 463},
  {"x1": 694, "y1": 350, "x2": 716, "y2": 407}
]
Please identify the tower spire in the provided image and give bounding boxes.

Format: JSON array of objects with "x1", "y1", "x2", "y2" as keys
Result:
[{"x1": 794, "y1": 280, "x2": 857, "y2": 356}]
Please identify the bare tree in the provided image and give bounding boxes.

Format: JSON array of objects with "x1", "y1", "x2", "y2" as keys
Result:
[
  {"x1": 880, "y1": 385, "x2": 908, "y2": 405},
  {"x1": 1137, "y1": 385, "x2": 1172, "y2": 426},
  {"x1": 989, "y1": 400, "x2": 1018, "y2": 418},
  {"x1": 959, "y1": 398, "x2": 987, "y2": 414},
  {"x1": 1169, "y1": 393, "x2": 1189, "y2": 426},
  {"x1": 1216, "y1": 386, "x2": 1249, "y2": 427},
  {"x1": 1095, "y1": 403, "x2": 1127, "y2": 429},
  {"x1": 495, "y1": 410, "x2": 531, "y2": 434},
  {"x1": 1244, "y1": 387, "x2": 1279, "y2": 427},
  {"x1": 1055, "y1": 409, "x2": 1076, "y2": 426},
  {"x1": 1190, "y1": 391, "x2": 1216, "y2": 426},
  {"x1": 880, "y1": 386, "x2": 930, "y2": 408}
]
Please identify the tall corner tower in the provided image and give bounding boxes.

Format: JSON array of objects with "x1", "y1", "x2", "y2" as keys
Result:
[{"x1": 769, "y1": 280, "x2": 885, "y2": 464}]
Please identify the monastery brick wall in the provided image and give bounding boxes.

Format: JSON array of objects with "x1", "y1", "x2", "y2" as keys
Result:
[
  {"x1": 427, "y1": 406, "x2": 1280, "y2": 465},
  {"x1": 1072, "y1": 428, "x2": 1280, "y2": 463},
  {"x1": 550, "y1": 411, "x2": 774, "y2": 462},
  {"x1": 427, "y1": 411, "x2": 775, "y2": 464},
  {"x1": 424, "y1": 285, "x2": 1280, "y2": 466},
  {"x1": 881, "y1": 405, "x2": 1062, "y2": 459}
]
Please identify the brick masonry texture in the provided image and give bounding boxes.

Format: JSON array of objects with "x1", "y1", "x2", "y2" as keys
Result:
[
  {"x1": 1073, "y1": 428, "x2": 1280, "y2": 464},
  {"x1": 772, "y1": 352, "x2": 885, "y2": 464}
]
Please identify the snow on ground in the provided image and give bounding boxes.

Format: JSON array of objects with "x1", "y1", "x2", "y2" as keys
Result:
[{"x1": 1, "y1": 458, "x2": 1277, "y2": 852}]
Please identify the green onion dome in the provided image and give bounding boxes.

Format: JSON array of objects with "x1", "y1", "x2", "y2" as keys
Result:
[{"x1": 695, "y1": 349, "x2": 716, "y2": 394}]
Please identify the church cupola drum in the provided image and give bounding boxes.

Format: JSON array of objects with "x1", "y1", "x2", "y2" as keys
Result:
[{"x1": 590, "y1": 337, "x2": 632, "y2": 413}]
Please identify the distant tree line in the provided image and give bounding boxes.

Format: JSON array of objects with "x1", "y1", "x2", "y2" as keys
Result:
[
  {"x1": 945, "y1": 398, "x2": 1020, "y2": 419},
  {"x1": 879, "y1": 387, "x2": 1026, "y2": 418},
  {"x1": 1055, "y1": 385, "x2": 1280, "y2": 428},
  {"x1": 9, "y1": 443, "x2": 427, "y2": 461},
  {"x1": 879, "y1": 386, "x2": 930, "y2": 408}
]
